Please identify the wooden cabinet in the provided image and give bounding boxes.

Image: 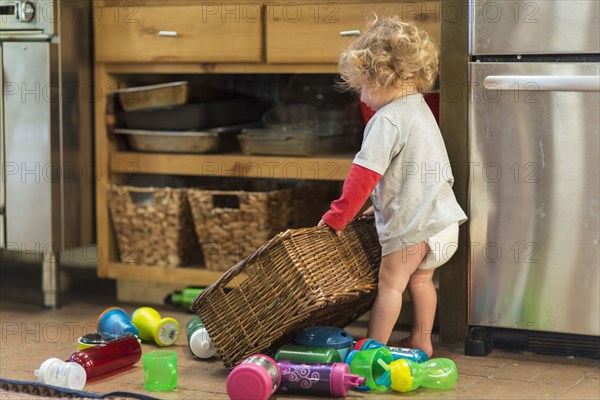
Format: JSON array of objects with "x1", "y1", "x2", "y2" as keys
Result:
[
  {"x1": 94, "y1": 0, "x2": 441, "y2": 288},
  {"x1": 95, "y1": 2, "x2": 263, "y2": 63},
  {"x1": 266, "y1": 1, "x2": 440, "y2": 63}
]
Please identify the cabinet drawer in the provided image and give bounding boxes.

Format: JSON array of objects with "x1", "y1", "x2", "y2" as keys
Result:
[
  {"x1": 95, "y1": 3, "x2": 262, "y2": 63},
  {"x1": 266, "y1": 1, "x2": 440, "y2": 63}
]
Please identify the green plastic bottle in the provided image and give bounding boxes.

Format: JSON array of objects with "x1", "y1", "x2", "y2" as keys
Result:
[
  {"x1": 164, "y1": 287, "x2": 204, "y2": 311},
  {"x1": 377, "y1": 357, "x2": 458, "y2": 392},
  {"x1": 274, "y1": 344, "x2": 341, "y2": 364}
]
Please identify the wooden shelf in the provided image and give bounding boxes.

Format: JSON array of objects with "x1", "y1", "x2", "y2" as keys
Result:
[
  {"x1": 107, "y1": 263, "x2": 246, "y2": 287},
  {"x1": 110, "y1": 152, "x2": 352, "y2": 181},
  {"x1": 105, "y1": 63, "x2": 339, "y2": 75}
]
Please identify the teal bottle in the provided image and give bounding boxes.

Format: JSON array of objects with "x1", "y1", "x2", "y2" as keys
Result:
[
  {"x1": 186, "y1": 316, "x2": 216, "y2": 359},
  {"x1": 354, "y1": 338, "x2": 429, "y2": 363}
]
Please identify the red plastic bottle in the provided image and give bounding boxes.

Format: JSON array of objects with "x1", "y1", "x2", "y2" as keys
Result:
[{"x1": 68, "y1": 336, "x2": 142, "y2": 379}]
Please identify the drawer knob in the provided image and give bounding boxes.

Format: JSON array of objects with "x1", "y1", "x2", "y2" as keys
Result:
[
  {"x1": 340, "y1": 30, "x2": 361, "y2": 37},
  {"x1": 158, "y1": 31, "x2": 178, "y2": 37}
]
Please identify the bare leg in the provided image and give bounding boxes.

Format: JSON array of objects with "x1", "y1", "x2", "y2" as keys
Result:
[
  {"x1": 404, "y1": 268, "x2": 436, "y2": 357},
  {"x1": 367, "y1": 242, "x2": 428, "y2": 344}
]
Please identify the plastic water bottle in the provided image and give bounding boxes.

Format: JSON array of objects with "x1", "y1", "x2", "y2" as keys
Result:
[
  {"x1": 131, "y1": 307, "x2": 180, "y2": 346},
  {"x1": 227, "y1": 354, "x2": 281, "y2": 400},
  {"x1": 277, "y1": 360, "x2": 364, "y2": 397},
  {"x1": 164, "y1": 287, "x2": 204, "y2": 310},
  {"x1": 354, "y1": 338, "x2": 429, "y2": 363},
  {"x1": 96, "y1": 307, "x2": 138, "y2": 340},
  {"x1": 68, "y1": 336, "x2": 142, "y2": 379},
  {"x1": 274, "y1": 344, "x2": 341, "y2": 364},
  {"x1": 186, "y1": 316, "x2": 216, "y2": 359},
  {"x1": 376, "y1": 357, "x2": 458, "y2": 392},
  {"x1": 35, "y1": 358, "x2": 87, "y2": 390}
]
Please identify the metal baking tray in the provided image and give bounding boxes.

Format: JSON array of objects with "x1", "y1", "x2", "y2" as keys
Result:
[
  {"x1": 115, "y1": 125, "x2": 252, "y2": 154},
  {"x1": 237, "y1": 129, "x2": 347, "y2": 157},
  {"x1": 120, "y1": 99, "x2": 266, "y2": 131},
  {"x1": 112, "y1": 81, "x2": 189, "y2": 112}
]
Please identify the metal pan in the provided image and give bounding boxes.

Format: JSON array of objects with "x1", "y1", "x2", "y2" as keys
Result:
[{"x1": 115, "y1": 125, "x2": 252, "y2": 154}]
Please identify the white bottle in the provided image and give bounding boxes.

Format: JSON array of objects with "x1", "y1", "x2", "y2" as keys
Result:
[
  {"x1": 34, "y1": 358, "x2": 87, "y2": 390},
  {"x1": 189, "y1": 327, "x2": 217, "y2": 359}
]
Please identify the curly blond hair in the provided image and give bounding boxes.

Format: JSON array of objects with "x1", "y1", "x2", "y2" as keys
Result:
[{"x1": 338, "y1": 15, "x2": 439, "y2": 93}]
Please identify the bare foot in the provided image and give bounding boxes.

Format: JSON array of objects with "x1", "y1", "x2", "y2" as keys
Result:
[{"x1": 395, "y1": 336, "x2": 433, "y2": 358}]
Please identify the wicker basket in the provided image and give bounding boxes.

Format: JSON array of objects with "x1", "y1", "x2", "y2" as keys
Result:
[
  {"x1": 190, "y1": 218, "x2": 381, "y2": 368},
  {"x1": 107, "y1": 184, "x2": 202, "y2": 267},
  {"x1": 187, "y1": 185, "x2": 321, "y2": 271}
]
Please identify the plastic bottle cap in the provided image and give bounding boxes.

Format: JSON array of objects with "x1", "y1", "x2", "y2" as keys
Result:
[
  {"x1": 330, "y1": 362, "x2": 365, "y2": 397},
  {"x1": 77, "y1": 333, "x2": 108, "y2": 350},
  {"x1": 390, "y1": 359, "x2": 414, "y2": 392},
  {"x1": 227, "y1": 363, "x2": 274, "y2": 400},
  {"x1": 35, "y1": 358, "x2": 87, "y2": 391},
  {"x1": 354, "y1": 338, "x2": 371, "y2": 351},
  {"x1": 35, "y1": 358, "x2": 60, "y2": 380},
  {"x1": 293, "y1": 326, "x2": 353, "y2": 361},
  {"x1": 155, "y1": 318, "x2": 180, "y2": 346},
  {"x1": 189, "y1": 329, "x2": 216, "y2": 359},
  {"x1": 345, "y1": 349, "x2": 358, "y2": 364}
]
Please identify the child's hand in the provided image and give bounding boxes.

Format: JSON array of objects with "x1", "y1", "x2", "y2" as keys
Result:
[
  {"x1": 361, "y1": 206, "x2": 375, "y2": 217},
  {"x1": 318, "y1": 219, "x2": 342, "y2": 237}
]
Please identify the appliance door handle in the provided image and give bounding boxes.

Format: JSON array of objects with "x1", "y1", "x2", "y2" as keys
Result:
[
  {"x1": 483, "y1": 75, "x2": 600, "y2": 92},
  {"x1": 158, "y1": 31, "x2": 178, "y2": 37}
]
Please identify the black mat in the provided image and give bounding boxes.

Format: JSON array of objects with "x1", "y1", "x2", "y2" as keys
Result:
[{"x1": 0, "y1": 378, "x2": 160, "y2": 400}]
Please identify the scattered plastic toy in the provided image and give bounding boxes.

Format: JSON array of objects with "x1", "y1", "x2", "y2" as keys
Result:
[
  {"x1": 275, "y1": 344, "x2": 341, "y2": 364},
  {"x1": 376, "y1": 357, "x2": 458, "y2": 392},
  {"x1": 68, "y1": 335, "x2": 142, "y2": 380},
  {"x1": 277, "y1": 360, "x2": 364, "y2": 397},
  {"x1": 293, "y1": 326, "x2": 353, "y2": 362},
  {"x1": 227, "y1": 354, "x2": 281, "y2": 400},
  {"x1": 186, "y1": 316, "x2": 216, "y2": 359},
  {"x1": 34, "y1": 358, "x2": 86, "y2": 390},
  {"x1": 131, "y1": 307, "x2": 180, "y2": 346},
  {"x1": 164, "y1": 287, "x2": 204, "y2": 310},
  {"x1": 345, "y1": 347, "x2": 394, "y2": 391},
  {"x1": 354, "y1": 338, "x2": 429, "y2": 363},
  {"x1": 96, "y1": 307, "x2": 138, "y2": 340}
]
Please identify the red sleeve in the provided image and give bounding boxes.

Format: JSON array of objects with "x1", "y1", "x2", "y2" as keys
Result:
[{"x1": 321, "y1": 163, "x2": 382, "y2": 231}]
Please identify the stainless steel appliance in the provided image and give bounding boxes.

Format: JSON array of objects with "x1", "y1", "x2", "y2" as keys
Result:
[
  {"x1": 1, "y1": 0, "x2": 93, "y2": 307},
  {"x1": 467, "y1": 0, "x2": 599, "y2": 355}
]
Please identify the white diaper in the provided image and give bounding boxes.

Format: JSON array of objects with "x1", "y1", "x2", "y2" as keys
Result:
[{"x1": 418, "y1": 222, "x2": 460, "y2": 270}]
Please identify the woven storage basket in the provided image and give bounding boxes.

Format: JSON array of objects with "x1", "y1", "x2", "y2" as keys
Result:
[
  {"x1": 187, "y1": 185, "x2": 321, "y2": 271},
  {"x1": 190, "y1": 218, "x2": 381, "y2": 368},
  {"x1": 107, "y1": 184, "x2": 202, "y2": 267}
]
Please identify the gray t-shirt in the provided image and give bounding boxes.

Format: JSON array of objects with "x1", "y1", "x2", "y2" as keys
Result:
[{"x1": 353, "y1": 93, "x2": 467, "y2": 256}]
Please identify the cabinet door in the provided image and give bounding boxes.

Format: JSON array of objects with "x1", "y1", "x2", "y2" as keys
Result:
[
  {"x1": 266, "y1": 1, "x2": 440, "y2": 63},
  {"x1": 95, "y1": 3, "x2": 263, "y2": 63}
]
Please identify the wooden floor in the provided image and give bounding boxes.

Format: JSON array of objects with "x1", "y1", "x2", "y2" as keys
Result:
[{"x1": 0, "y1": 262, "x2": 598, "y2": 399}]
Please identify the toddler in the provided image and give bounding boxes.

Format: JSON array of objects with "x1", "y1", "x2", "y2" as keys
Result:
[{"x1": 318, "y1": 16, "x2": 467, "y2": 356}]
